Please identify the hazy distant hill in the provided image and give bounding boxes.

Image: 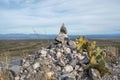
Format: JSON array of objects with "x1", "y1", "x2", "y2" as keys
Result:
[{"x1": 0, "y1": 34, "x2": 120, "y2": 39}]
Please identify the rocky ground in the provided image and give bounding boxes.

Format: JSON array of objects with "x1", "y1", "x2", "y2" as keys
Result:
[{"x1": 0, "y1": 26, "x2": 120, "y2": 80}]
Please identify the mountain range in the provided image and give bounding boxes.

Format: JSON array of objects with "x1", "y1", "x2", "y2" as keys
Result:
[{"x1": 0, "y1": 34, "x2": 120, "y2": 39}]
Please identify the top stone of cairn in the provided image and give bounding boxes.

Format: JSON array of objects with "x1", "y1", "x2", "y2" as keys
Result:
[{"x1": 60, "y1": 23, "x2": 67, "y2": 34}]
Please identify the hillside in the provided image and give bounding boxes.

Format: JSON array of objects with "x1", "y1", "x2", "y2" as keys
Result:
[{"x1": 0, "y1": 26, "x2": 120, "y2": 80}]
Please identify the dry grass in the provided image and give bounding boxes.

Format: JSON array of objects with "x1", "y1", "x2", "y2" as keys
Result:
[
  {"x1": 0, "y1": 70, "x2": 13, "y2": 80},
  {"x1": 0, "y1": 39, "x2": 50, "y2": 61}
]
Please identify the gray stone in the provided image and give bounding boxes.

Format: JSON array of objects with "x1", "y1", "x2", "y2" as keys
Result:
[
  {"x1": 55, "y1": 33, "x2": 68, "y2": 43},
  {"x1": 56, "y1": 66, "x2": 62, "y2": 71},
  {"x1": 40, "y1": 49, "x2": 47, "y2": 57},
  {"x1": 77, "y1": 53, "x2": 85, "y2": 60},
  {"x1": 15, "y1": 76, "x2": 20, "y2": 80},
  {"x1": 33, "y1": 62, "x2": 40, "y2": 70},
  {"x1": 64, "y1": 47, "x2": 71, "y2": 54},
  {"x1": 8, "y1": 65, "x2": 22, "y2": 75},
  {"x1": 56, "y1": 51, "x2": 62, "y2": 59},
  {"x1": 60, "y1": 23, "x2": 67, "y2": 34},
  {"x1": 20, "y1": 75, "x2": 26, "y2": 80},
  {"x1": 34, "y1": 52, "x2": 40, "y2": 59},
  {"x1": 54, "y1": 25, "x2": 68, "y2": 44},
  {"x1": 56, "y1": 58, "x2": 65, "y2": 67},
  {"x1": 89, "y1": 68, "x2": 101, "y2": 80},
  {"x1": 68, "y1": 40, "x2": 76, "y2": 49},
  {"x1": 113, "y1": 76, "x2": 118, "y2": 80},
  {"x1": 72, "y1": 50, "x2": 77, "y2": 54},
  {"x1": 23, "y1": 60, "x2": 30, "y2": 68},
  {"x1": 78, "y1": 67, "x2": 83, "y2": 72},
  {"x1": 83, "y1": 52, "x2": 89, "y2": 60},
  {"x1": 64, "y1": 65, "x2": 73, "y2": 72},
  {"x1": 75, "y1": 65, "x2": 79, "y2": 70},
  {"x1": 69, "y1": 59, "x2": 77, "y2": 67},
  {"x1": 71, "y1": 70, "x2": 77, "y2": 76},
  {"x1": 48, "y1": 42, "x2": 55, "y2": 49},
  {"x1": 26, "y1": 73, "x2": 31, "y2": 78},
  {"x1": 46, "y1": 71, "x2": 54, "y2": 79},
  {"x1": 26, "y1": 65, "x2": 33, "y2": 73},
  {"x1": 59, "y1": 74, "x2": 76, "y2": 80},
  {"x1": 80, "y1": 54, "x2": 90, "y2": 64},
  {"x1": 82, "y1": 58, "x2": 90, "y2": 65}
]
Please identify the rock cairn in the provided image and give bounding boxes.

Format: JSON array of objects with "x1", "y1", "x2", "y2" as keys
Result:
[{"x1": 0, "y1": 24, "x2": 120, "y2": 80}]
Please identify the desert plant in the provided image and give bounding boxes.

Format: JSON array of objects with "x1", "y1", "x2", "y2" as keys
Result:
[{"x1": 76, "y1": 36, "x2": 111, "y2": 77}]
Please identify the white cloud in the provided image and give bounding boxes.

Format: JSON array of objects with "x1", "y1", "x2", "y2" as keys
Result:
[{"x1": 0, "y1": 0, "x2": 120, "y2": 34}]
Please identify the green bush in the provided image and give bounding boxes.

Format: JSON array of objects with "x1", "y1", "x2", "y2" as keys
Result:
[{"x1": 76, "y1": 36, "x2": 111, "y2": 77}]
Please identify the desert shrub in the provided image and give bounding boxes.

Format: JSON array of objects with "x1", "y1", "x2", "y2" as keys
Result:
[{"x1": 76, "y1": 36, "x2": 111, "y2": 77}]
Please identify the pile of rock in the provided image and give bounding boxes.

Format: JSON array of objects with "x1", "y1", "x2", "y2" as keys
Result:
[
  {"x1": 11, "y1": 25, "x2": 90, "y2": 80},
  {"x1": 0, "y1": 24, "x2": 120, "y2": 80}
]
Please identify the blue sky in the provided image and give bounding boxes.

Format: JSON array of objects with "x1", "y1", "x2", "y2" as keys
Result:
[{"x1": 0, "y1": 0, "x2": 120, "y2": 35}]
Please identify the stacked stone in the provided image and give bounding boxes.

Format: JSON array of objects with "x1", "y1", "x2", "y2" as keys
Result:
[
  {"x1": 11, "y1": 24, "x2": 90, "y2": 80},
  {"x1": 4, "y1": 25, "x2": 89, "y2": 80},
  {"x1": 0, "y1": 24, "x2": 120, "y2": 80}
]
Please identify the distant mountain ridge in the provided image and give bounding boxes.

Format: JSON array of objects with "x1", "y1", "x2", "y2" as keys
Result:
[{"x1": 0, "y1": 34, "x2": 120, "y2": 39}]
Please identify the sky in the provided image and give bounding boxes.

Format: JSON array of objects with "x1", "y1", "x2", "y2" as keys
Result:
[{"x1": 0, "y1": 0, "x2": 120, "y2": 35}]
